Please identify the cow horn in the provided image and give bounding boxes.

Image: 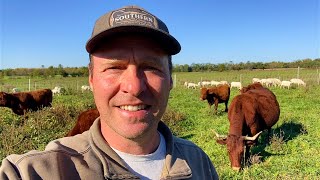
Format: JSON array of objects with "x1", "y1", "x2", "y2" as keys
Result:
[
  {"x1": 243, "y1": 131, "x2": 263, "y2": 141},
  {"x1": 212, "y1": 130, "x2": 227, "y2": 139}
]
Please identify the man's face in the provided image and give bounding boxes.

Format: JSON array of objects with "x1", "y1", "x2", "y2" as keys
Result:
[{"x1": 89, "y1": 35, "x2": 172, "y2": 140}]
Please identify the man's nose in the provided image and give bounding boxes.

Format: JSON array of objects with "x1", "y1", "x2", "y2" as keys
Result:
[{"x1": 120, "y1": 67, "x2": 146, "y2": 96}]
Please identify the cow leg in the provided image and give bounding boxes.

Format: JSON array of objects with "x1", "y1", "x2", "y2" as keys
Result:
[
  {"x1": 266, "y1": 128, "x2": 271, "y2": 145},
  {"x1": 224, "y1": 101, "x2": 228, "y2": 112},
  {"x1": 214, "y1": 101, "x2": 218, "y2": 114},
  {"x1": 243, "y1": 145, "x2": 251, "y2": 167}
]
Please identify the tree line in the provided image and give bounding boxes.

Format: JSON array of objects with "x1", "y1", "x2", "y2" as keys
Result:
[
  {"x1": 174, "y1": 58, "x2": 320, "y2": 72},
  {"x1": 0, "y1": 58, "x2": 319, "y2": 77}
]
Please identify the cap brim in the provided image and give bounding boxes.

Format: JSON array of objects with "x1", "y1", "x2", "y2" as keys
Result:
[{"x1": 86, "y1": 26, "x2": 181, "y2": 55}]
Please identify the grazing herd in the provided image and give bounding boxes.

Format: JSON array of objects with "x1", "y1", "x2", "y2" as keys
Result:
[{"x1": 1, "y1": 77, "x2": 305, "y2": 171}]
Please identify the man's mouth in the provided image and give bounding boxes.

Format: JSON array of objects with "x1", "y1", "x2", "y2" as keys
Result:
[{"x1": 119, "y1": 105, "x2": 150, "y2": 112}]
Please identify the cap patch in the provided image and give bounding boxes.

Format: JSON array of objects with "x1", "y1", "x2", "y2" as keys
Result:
[{"x1": 110, "y1": 8, "x2": 158, "y2": 28}]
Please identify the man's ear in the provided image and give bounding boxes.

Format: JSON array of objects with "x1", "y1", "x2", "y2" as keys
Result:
[
  {"x1": 89, "y1": 74, "x2": 93, "y2": 91},
  {"x1": 169, "y1": 76, "x2": 173, "y2": 90}
]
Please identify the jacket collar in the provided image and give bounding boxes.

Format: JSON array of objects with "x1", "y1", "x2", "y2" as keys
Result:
[{"x1": 89, "y1": 118, "x2": 191, "y2": 179}]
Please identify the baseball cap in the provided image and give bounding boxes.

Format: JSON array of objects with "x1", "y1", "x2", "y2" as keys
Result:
[{"x1": 86, "y1": 5, "x2": 181, "y2": 55}]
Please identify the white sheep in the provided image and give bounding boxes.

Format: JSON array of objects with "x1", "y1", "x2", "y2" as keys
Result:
[
  {"x1": 52, "y1": 86, "x2": 65, "y2": 96},
  {"x1": 230, "y1": 82, "x2": 242, "y2": 90},
  {"x1": 210, "y1": 80, "x2": 221, "y2": 86},
  {"x1": 12, "y1": 88, "x2": 21, "y2": 93},
  {"x1": 281, "y1": 81, "x2": 292, "y2": 89},
  {"x1": 268, "y1": 78, "x2": 282, "y2": 87},
  {"x1": 81, "y1": 85, "x2": 92, "y2": 93},
  {"x1": 290, "y1": 78, "x2": 306, "y2": 87},
  {"x1": 187, "y1": 83, "x2": 198, "y2": 89},
  {"x1": 252, "y1": 78, "x2": 261, "y2": 84},
  {"x1": 220, "y1": 81, "x2": 229, "y2": 85}
]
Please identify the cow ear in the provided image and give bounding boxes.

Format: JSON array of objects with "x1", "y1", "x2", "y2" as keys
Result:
[
  {"x1": 207, "y1": 89, "x2": 213, "y2": 94},
  {"x1": 216, "y1": 139, "x2": 227, "y2": 145}
]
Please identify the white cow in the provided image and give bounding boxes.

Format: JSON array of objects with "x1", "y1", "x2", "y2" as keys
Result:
[
  {"x1": 81, "y1": 85, "x2": 92, "y2": 93},
  {"x1": 230, "y1": 82, "x2": 242, "y2": 90},
  {"x1": 290, "y1": 78, "x2": 306, "y2": 87},
  {"x1": 281, "y1": 81, "x2": 292, "y2": 89}
]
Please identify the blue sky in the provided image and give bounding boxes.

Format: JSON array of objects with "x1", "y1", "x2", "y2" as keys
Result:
[{"x1": 1, "y1": 0, "x2": 319, "y2": 69}]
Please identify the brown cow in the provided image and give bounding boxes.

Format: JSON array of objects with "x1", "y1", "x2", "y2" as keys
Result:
[
  {"x1": 240, "y1": 82, "x2": 264, "y2": 93},
  {"x1": 66, "y1": 108, "x2": 100, "y2": 137},
  {"x1": 0, "y1": 89, "x2": 53, "y2": 115},
  {"x1": 215, "y1": 85, "x2": 280, "y2": 171},
  {"x1": 200, "y1": 84, "x2": 230, "y2": 113}
]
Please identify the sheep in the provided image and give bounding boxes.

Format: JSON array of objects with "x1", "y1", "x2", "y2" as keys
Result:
[
  {"x1": 281, "y1": 81, "x2": 292, "y2": 89},
  {"x1": 210, "y1": 80, "x2": 222, "y2": 87},
  {"x1": 230, "y1": 82, "x2": 242, "y2": 90},
  {"x1": 252, "y1": 78, "x2": 261, "y2": 84},
  {"x1": 12, "y1": 88, "x2": 21, "y2": 93},
  {"x1": 81, "y1": 85, "x2": 91, "y2": 93},
  {"x1": 187, "y1": 83, "x2": 198, "y2": 89},
  {"x1": 52, "y1": 86, "x2": 65, "y2": 96},
  {"x1": 290, "y1": 78, "x2": 306, "y2": 87}
]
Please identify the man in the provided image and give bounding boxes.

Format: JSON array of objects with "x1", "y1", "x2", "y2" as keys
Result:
[{"x1": 0, "y1": 5, "x2": 219, "y2": 179}]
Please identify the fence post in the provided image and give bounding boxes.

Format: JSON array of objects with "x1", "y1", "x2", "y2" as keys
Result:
[
  {"x1": 297, "y1": 66, "x2": 300, "y2": 79},
  {"x1": 174, "y1": 74, "x2": 177, "y2": 88},
  {"x1": 28, "y1": 79, "x2": 31, "y2": 91}
]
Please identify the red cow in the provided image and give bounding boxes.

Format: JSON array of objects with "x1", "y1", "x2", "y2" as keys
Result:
[
  {"x1": 215, "y1": 85, "x2": 280, "y2": 171},
  {"x1": 200, "y1": 84, "x2": 230, "y2": 113},
  {"x1": 0, "y1": 89, "x2": 53, "y2": 115},
  {"x1": 66, "y1": 108, "x2": 100, "y2": 137},
  {"x1": 240, "y1": 82, "x2": 264, "y2": 93}
]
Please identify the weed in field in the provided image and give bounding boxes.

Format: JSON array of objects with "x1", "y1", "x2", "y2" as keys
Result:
[
  {"x1": 161, "y1": 108, "x2": 186, "y2": 136},
  {"x1": 270, "y1": 130, "x2": 285, "y2": 152}
]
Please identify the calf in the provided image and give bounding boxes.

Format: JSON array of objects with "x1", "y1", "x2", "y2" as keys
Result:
[
  {"x1": 215, "y1": 85, "x2": 280, "y2": 171},
  {"x1": 0, "y1": 89, "x2": 53, "y2": 115},
  {"x1": 66, "y1": 108, "x2": 100, "y2": 136},
  {"x1": 200, "y1": 84, "x2": 230, "y2": 113}
]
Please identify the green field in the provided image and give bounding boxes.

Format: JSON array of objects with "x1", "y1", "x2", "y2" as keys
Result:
[{"x1": 1, "y1": 69, "x2": 320, "y2": 179}]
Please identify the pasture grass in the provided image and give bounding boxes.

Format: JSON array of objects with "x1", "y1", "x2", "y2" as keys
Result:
[{"x1": 1, "y1": 70, "x2": 320, "y2": 179}]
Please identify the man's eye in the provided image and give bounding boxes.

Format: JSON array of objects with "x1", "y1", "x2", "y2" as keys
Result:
[
  {"x1": 108, "y1": 66, "x2": 125, "y2": 70},
  {"x1": 145, "y1": 66, "x2": 160, "y2": 72}
]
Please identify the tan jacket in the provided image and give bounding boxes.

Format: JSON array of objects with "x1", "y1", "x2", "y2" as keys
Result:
[{"x1": 0, "y1": 119, "x2": 219, "y2": 180}]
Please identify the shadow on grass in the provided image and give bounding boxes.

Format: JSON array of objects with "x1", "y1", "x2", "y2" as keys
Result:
[
  {"x1": 249, "y1": 121, "x2": 305, "y2": 165},
  {"x1": 207, "y1": 109, "x2": 228, "y2": 117},
  {"x1": 179, "y1": 134, "x2": 195, "y2": 140}
]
